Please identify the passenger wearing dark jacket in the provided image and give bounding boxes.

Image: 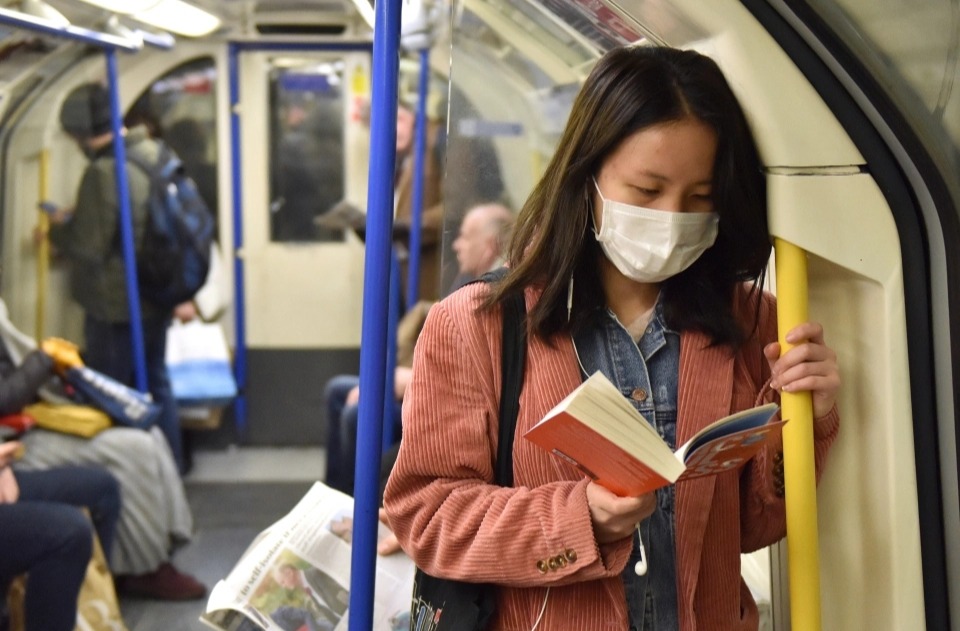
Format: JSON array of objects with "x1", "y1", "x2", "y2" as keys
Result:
[{"x1": 45, "y1": 82, "x2": 185, "y2": 474}]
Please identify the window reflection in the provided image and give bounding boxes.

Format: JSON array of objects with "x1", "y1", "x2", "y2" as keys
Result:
[
  {"x1": 269, "y1": 61, "x2": 346, "y2": 243},
  {"x1": 126, "y1": 57, "x2": 219, "y2": 235}
]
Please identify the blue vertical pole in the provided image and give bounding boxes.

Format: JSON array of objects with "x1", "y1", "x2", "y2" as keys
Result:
[
  {"x1": 349, "y1": 0, "x2": 402, "y2": 626},
  {"x1": 105, "y1": 50, "x2": 147, "y2": 393},
  {"x1": 228, "y1": 43, "x2": 248, "y2": 438},
  {"x1": 382, "y1": 249, "x2": 400, "y2": 451},
  {"x1": 405, "y1": 47, "x2": 430, "y2": 309}
]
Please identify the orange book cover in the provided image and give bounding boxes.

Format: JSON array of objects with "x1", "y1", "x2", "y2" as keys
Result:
[{"x1": 524, "y1": 372, "x2": 783, "y2": 496}]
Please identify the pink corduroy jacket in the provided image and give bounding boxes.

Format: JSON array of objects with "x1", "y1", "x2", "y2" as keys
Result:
[{"x1": 383, "y1": 282, "x2": 839, "y2": 631}]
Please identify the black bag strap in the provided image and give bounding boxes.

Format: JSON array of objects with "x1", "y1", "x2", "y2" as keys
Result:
[
  {"x1": 477, "y1": 268, "x2": 526, "y2": 487},
  {"x1": 408, "y1": 270, "x2": 525, "y2": 631},
  {"x1": 496, "y1": 289, "x2": 525, "y2": 487}
]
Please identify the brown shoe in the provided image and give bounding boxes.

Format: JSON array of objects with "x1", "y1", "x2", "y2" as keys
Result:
[{"x1": 115, "y1": 562, "x2": 207, "y2": 601}]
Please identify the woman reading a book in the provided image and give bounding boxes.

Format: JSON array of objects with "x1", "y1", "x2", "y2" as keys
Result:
[{"x1": 384, "y1": 45, "x2": 840, "y2": 630}]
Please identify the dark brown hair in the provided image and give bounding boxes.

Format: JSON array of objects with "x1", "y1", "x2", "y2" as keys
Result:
[{"x1": 484, "y1": 45, "x2": 770, "y2": 348}]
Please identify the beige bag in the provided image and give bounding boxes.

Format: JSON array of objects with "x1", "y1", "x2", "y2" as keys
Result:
[
  {"x1": 75, "y1": 530, "x2": 128, "y2": 631},
  {"x1": 4, "y1": 511, "x2": 127, "y2": 631}
]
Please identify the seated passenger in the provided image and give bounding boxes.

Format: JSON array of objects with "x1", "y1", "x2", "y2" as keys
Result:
[
  {"x1": 0, "y1": 301, "x2": 205, "y2": 600},
  {"x1": 322, "y1": 301, "x2": 428, "y2": 496},
  {"x1": 449, "y1": 202, "x2": 514, "y2": 291},
  {"x1": 323, "y1": 202, "x2": 514, "y2": 496},
  {"x1": 0, "y1": 440, "x2": 121, "y2": 631}
]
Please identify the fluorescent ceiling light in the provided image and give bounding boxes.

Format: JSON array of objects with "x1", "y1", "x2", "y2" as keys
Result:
[
  {"x1": 75, "y1": 0, "x2": 161, "y2": 13},
  {"x1": 103, "y1": 14, "x2": 143, "y2": 46},
  {"x1": 131, "y1": 0, "x2": 220, "y2": 37},
  {"x1": 20, "y1": 0, "x2": 70, "y2": 26}
]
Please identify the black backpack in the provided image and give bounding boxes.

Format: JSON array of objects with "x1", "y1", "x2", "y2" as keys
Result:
[{"x1": 126, "y1": 142, "x2": 215, "y2": 310}]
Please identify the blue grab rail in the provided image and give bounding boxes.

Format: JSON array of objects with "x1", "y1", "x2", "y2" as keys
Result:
[{"x1": 350, "y1": 0, "x2": 403, "y2": 626}]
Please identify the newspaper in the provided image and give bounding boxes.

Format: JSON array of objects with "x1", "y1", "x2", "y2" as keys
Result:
[{"x1": 200, "y1": 482, "x2": 414, "y2": 631}]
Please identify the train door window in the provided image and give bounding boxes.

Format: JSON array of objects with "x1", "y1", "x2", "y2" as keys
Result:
[
  {"x1": 126, "y1": 58, "x2": 219, "y2": 233},
  {"x1": 268, "y1": 59, "x2": 346, "y2": 243}
]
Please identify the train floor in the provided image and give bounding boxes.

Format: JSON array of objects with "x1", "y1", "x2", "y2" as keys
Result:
[
  {"x1": 119, "y1": 446, "x2": 326, "y2": 631},
  {"x1": 116, "y1": 447, "x2": 774, "y2": 630}
]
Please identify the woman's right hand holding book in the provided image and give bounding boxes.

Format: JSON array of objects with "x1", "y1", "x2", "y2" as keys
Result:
[{"x1": 587, "y1": 481, "x2": 656, "y2": 543}]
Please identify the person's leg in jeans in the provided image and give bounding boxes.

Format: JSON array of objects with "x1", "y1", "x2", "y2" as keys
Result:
[
  {"x1": 142, "y1": 316, "x2": 183, "y2": 473},
  {"x1": 0, "y1": 466, "x2": 119, "y2": 631},
  {"x1": 0, "y1": 503, "x2": 91, "y2": 631},
  {"x1": 84, "y1": 314, "x2": 184, "y2": 472},
  {"x1": 338, "y1": 402, "x2": 360, "y2": 494},
  {"x1": 15, "y1": 467, "x2": 122, "y2": 565},
  {"x1": 341, "y1": 399, "x2": 401, "y2": 496},
  {"x1": 324, "y1": 375, "x2": 359, "y2": 493}
]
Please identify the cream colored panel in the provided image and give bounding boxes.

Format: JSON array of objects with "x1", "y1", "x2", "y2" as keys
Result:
[
  {"x1": 646, "y1": 0, "x2": 865, "y2": 168},
  {"x1": 768, "y1": 173, "x2": 899, "y2": 282},
  {"x1": 239, "y1": 52, "x2": 365, "y2": 348},
  {"x1": 243, "y1": 242, "x2": 366, "y2": 347},
  {"x1": 2, "y1": 55, "x2": 102, "y2": 343},
  {"x1": 768, "y1": 174, "x2": 923, "y2": 631}
]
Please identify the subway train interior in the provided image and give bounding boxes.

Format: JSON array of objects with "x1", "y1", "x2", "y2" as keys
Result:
[{"x1": 0, "y1": 0, "x2": 957, "y2": 629}]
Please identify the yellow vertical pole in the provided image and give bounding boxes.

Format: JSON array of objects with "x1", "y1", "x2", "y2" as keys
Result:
[
  {"x1": 36, "y1": 149, "x2": 50, "y2": 343},
  {"x1": 774, "y1": 237, "x2": 822, "y2": 631}
]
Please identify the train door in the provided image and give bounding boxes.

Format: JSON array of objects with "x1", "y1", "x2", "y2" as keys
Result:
[{"x1": 234, "y1": 50, "x2": 370, "y2": 444}]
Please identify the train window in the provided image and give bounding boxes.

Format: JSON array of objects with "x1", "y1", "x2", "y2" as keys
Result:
[
  {"x1": 126, "y1": 57, "x2": 219, "y2": 233},
  {"x1": 267, "y1": 59, "x2": 346, "y2": 243},
  {"x1": 805, "y1": 1, "x2": 959, "y2": 168},
  {"x1": 436, "y1": 0, "x2": 598, "y2": 295}
]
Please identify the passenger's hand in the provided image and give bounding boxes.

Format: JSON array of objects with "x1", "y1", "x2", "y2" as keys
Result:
[
  {"x1": 764, "y1": 321, "x2": 840, "y2": 419},
  {"x1": 0, "y1": 466, "x2": 18, "y2": 504},
  {"x1": 0, "y1": 442, "x2": 21, "y2": 504},
  {"x1": 377, "y1": 508, "x2": 403, "y2": 555},
  {"x1": 49, "y1": 208, "x2": 72, "y2": 225},
  {"x1": 174, "y1": 301, "x2": 198, "y2": 323},
  {"x1": 33, "y1": 223, "x2": 48, "y2": 246},
  {"x1": 345, "y1": 385, "x2": 360, "y2": 406},
  {"x1": 586, "y1": 482, "x2": 656, "y2": 544},
  {"x1": 393, "y1": 366, "x2": 413, "y2": 400},
  {"x1": 41, "y1": 337, "x2": 83, "y2": 375},
  {"x1": 37, "y1": 203, "x2": 73, "y2": 226},
  {"x1": 0, "y1": 441, "x2": 22, "y2": 469}
]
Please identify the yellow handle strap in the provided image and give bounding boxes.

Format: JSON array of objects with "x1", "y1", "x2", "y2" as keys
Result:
[{"x1": 36, "y1": 149, "x2": 50, "y2": 343}]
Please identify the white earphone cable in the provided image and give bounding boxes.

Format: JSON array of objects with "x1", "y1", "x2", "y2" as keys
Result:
[{"x1": 529, "y1": 586, "x2": 551, "y2": 631}]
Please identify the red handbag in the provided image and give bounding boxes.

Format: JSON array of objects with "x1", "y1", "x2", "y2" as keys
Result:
[{"x1": 0, "y1": 413, "x2": 36, "y2": 435}]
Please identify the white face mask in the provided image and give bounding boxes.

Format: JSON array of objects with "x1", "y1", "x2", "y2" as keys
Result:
[{"x1": 592, "y1": 178, "x2": 719, "y2": 283}]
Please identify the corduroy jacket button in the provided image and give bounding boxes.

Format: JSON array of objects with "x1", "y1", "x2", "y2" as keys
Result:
[
  {"x1": 565, "y1": 549, "x2": 577, "y2": 563},
  {"x1": 536, "y1": 560, "x2": 548, "y2": 574}
]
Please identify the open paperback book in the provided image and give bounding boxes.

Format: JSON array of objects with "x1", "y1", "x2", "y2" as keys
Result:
[
  {"x1": 524, "y1": 371, "x2": 784, "y2": 497},
  {"x1": 200, "y1": 481, "x2": 414, "y2": 631}
]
